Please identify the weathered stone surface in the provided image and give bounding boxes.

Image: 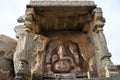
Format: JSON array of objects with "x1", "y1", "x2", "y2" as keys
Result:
[
  {"x1": 32, "y1": 74, "x2": 120, "y2": 80},
  {"x1": 44, "y1": 31, "x2": 94, "y2": 62},
  {"x1": 31, "y1": 34, "x2": 49, "y2": 74},
  {"x1": 45, "y1": 40, "x2": 88, "y2": 73},
  {"x1": 27, "y1": 1, "x2": 96, "y2": 33},
  {"x1": 29, "y1": 1, "x2": 96, "y2": 6},
  {"x1": 14, "y1": 25, "x2": 33, "y2": 80},
  {"x1": 17, "y1": 15, "x2": 26, "y2": 23},
  {"x1": 91, "y1": 7, "x2": 119, "y2": 77},
  {"x1": 0, "y1": 0, "x2": 120, "y2": 80},
  {"x1": 0, "y1": 35, "x2": 17, "y2": 80}
]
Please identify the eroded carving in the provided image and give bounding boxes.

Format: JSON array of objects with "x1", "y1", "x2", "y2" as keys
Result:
[
  {"x1": 31, "y1": 34, "x2": 49, "y2": 74},
  {"x1": 14, "y1": 25, "x2": 33, "y2": 80},
  {"x1": 45, "y1": 40, "x2": 88, "y2": 74},
  {"x1": 0, "y1": 1, "x2": 119, "y2": 79}
]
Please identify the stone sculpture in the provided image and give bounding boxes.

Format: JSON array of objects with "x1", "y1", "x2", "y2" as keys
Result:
[
  {"x1": 45, "y1": 40, "x2": 88, "y2": 74},
  {"x1": 0, "y1": 0, "x2": 120, "y2": 80}
]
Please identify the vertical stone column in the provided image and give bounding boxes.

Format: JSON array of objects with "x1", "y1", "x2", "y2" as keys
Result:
[
  {"x1": 14, "y1": 26, "x2": 33, "y2": 80},
  {"x1": 96, "y1": 26, "x2": 114, "y2": 71},
  {"x1": 93, "y1": 8, "x2": 113, "y2": 77},
  {"x1": 14, "y1": 8, "x2": 34, "y2": 80}
]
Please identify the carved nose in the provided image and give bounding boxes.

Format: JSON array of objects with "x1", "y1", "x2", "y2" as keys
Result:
[{"x1": 58, "y1": 46, "x2": 65, "y2": 59}]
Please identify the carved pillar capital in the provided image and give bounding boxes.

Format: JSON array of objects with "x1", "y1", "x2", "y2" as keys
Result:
[
  {"x1": 93, "y1": 8, "x2": 105, "y2": 23},
  {"x1": 17, "y1": 15, "x2": 33, "y2": 33},
  {"x1": 93, "y1": 8, "x2": 105, "y2": 32},
  {"x1": 23, "y1": 8, "x2": 35, "y2": 32}
]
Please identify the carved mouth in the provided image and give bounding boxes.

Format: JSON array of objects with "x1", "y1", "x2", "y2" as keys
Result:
[{"x1": 53, "y1": 60, "x2": 71, "y2": 73}]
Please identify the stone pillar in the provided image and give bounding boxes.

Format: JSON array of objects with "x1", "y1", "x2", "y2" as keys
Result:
[
  {"x1": 95, "y1": 26, "x2": 112, "y2": 64},
  {"x1": 93, "y1": 32, "x2": 102, "y2": 76},
  {"x1": 93, "y1": 8, "x2": 114, "y2": 77},
  {"x1": 14, "y1": 8, "x2": 34, "y2": 80},
  {"x1": 14, "y1": 26, "x2": 33, "y2": 80}
]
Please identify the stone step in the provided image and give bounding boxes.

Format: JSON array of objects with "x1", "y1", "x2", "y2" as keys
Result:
[
  {"x1": 32, "y1": 74, "x2": 120, "y2": 80},
  {"x1": 33, "y1": 77, "x2": 120, "y2": 80}
]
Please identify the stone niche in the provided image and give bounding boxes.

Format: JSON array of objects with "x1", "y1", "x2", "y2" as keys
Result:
[
  {"x1": 0, "y1": 0, "x2": 120, "y2": 80},
  {"x1": 13, "y1": 0, "x2": 120, "y2": 80},
  {"x1": 26, "y1": 0, "x2": 95, "y2": 77}
]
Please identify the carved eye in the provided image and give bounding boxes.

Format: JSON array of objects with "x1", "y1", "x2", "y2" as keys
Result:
[
  {"x1": 52, "y1": 55, "x2": 58, "y2": 63},
  {"x1": 0, "y1": 51, "x2": 5, "y2": 57}
]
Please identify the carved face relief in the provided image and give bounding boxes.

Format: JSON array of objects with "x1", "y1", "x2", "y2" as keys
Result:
[
  {"x1": 54, "y1": 60, "x2": 71, "y2": 72},
  {"x1": 45, "y1": 40, "x2": 88, "y2": 74}
]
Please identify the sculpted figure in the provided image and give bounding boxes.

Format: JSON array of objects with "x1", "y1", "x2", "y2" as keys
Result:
[
  {"x1": 45, "y1": 40, "x2": 88, "y2": 74},
  {"x1": 64, "y1": 40, "x2": 89, "y2": 72},
  {"x1": 0, "y1": 33, "x2": 89, "y2": 80}
]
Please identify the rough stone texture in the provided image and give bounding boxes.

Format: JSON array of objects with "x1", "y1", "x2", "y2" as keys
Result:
[
  {"x1": 31, "y1": 34, "x2": 49, "y2": 74},
  {"x1": 0, "y1": 35, "x2": 17, "y2": 80},
  {"x1": 0, "y1": 1, "x2": 120, "y2": 80},
  {"x1": 27, "y1": 1, "x2": 120, "y2": 79},
  {"x1": 45, "y1": 40, "x2": 88, "y2": 73},
  {"x1": 32, "y1": 74, "x2": 120, "y2": 80},
  {"x1": 14, "y1": 0, "x2": 120, "y2": 79},
  {"x1": 44, "y1": 31, "x2": 94, "y2": 62},
  {"x1": 29, "y1": 1, "x2": 95, "y2": 6},
  {"x1": 14, "y1": 25, "x2": 33, "y2": 80},
  {"x1": 27, "y1": 1, "x2": 96, "y2": 33},
  {"x1": 92, "y1": 7, "x2": 119, "y2": 77}
]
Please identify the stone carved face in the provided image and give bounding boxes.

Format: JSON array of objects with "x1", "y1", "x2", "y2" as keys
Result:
[{"x1": 45, "y1": 40, "x2": 88, "y2": 74}]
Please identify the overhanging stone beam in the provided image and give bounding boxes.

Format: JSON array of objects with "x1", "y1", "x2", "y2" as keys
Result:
[{"x1": 26, "y1": 1, "x2": 96, "y2": 33}]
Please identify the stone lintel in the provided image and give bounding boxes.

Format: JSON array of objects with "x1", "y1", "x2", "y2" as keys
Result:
[
  {"x1": 26, "y1": 1, "x2": 96, "y2": 33},
  {"x1": 27, "y1": 1, "x2": 96, "y2": 16},
  {"x1": 27, "y1": 1, "x2": 96, "y2": 14},
  {"x1": 28, "y1": 1, "x2": 96, "y2": 7}
]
